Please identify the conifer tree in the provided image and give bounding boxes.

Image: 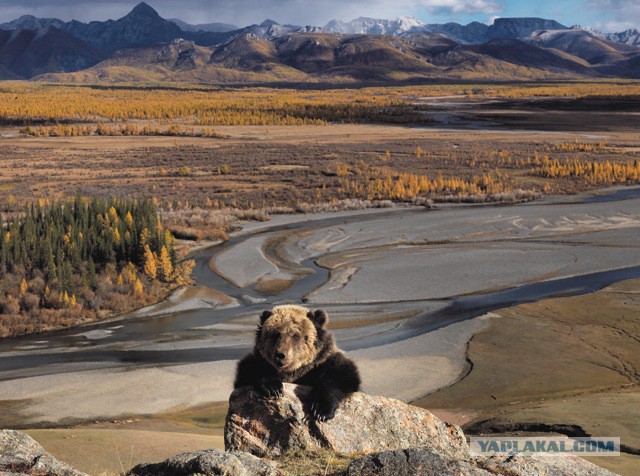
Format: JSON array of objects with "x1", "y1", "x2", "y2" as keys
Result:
[
  {"x1": 158, "y1": 246, "x2": 173, "y2": 282},
  {"x1": 19, "y1": 278, "x2": 28, "y2": 298},
  {"x1": 87, "y1": 258, "x2": 97, "y2": 291},
  {"x1": 133, "y1": 278, "x2": 144, "y2": 296},
  {"x1": 143, "y1": 244, "x2": 157, "y2": 279}
]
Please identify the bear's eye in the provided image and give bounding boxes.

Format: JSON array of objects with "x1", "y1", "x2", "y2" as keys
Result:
[
  {"x1": 292, "y1": 334, "x2": 301, "y2": 342},
  {"x1": 271, "y1": 331, "x2": 281, "y2": 340}
]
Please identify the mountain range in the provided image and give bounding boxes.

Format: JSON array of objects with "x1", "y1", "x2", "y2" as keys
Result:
[{"x1": 1, "y1": 2, "x2": 639, "y2": 82}]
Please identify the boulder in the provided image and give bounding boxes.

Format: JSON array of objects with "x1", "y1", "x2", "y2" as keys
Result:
[
  {"x1": 225, "y1": 383, "x2": 467, "y2": 457},
  {"x1": 127, "y1": 448, "x2": 281, "y2": 476},
  {"x1": 225, "y1": 385, "x2": 616, "y2": 476},
  {"x1": 0, "y1": 430, "x2": 86, "y2": 476},
  {"x1": 346, "y1": 446, "x2": 490, "y2": 475},
  {"x1": 346, "y1": 447, "x2": 616, "y2": 475}
]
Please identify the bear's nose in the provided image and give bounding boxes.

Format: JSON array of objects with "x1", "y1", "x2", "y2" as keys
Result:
[{"x1": 275, "y1": 352, "x2": 286, "y2": 360}]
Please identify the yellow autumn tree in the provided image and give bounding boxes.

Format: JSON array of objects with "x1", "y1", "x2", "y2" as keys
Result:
[
  {"x1": 143, "y1": 244, "x2": 157, "y2": 280},
  {"x1": 157, "y1": 246, "x2": 173, "y2": 282},
  {"x1": 19, "y1": 278, "x2": 28, "y2": 298},
  {"x1": 133, "y1": 278, "x2": 144, "y2": 296},
  {"x1": 124, "y1": 211, "x2": 133, "y2": 228},
  {"x1": 61, "y1": 292, "x2": 70, "y2": 308},
  {"x1": 140, "y1": 228, "x2": 150, "y2": 248},
  {"x1": 108, "y1": 206, "x2": 119, "y2": 225},
  {"x1": 125, "y1": 262, "x2": 137, "y2": 283}
]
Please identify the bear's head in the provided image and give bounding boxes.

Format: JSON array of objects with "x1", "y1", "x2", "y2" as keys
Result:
[{"x1": 257, "y1": 305, "x2": 329, "y2": 373}]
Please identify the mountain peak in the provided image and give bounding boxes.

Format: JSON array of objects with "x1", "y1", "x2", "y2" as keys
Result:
[
  {"x1": 260, "y1": 19, "x2": 280, "y2": 27},
  {"x1": 487, "y1": 17, "x2": 568, "y2": 40},
  {"x1": 129, "y1": 2, "x2": 160, "y2": 18}
]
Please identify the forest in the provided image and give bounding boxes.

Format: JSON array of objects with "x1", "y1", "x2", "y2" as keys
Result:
[
  {"x1": 1, "y1": 81, "x2": 639, "y2": 129},
  {"x1": 0, "y1": 196, "x2": 193, "y2": 337}
]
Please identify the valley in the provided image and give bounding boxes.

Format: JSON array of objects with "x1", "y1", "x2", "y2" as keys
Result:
[
  {"x1": 0, "y1": 78, "x2": 639, "y2": 474},
  {"x1": 0, "y1": 186, "x2": 638, "y2": 474},
  {"x1": 0, "y1": 1, "x2": 639, "y2": 474},
  {"x1": 3, "y1": 14, "x2": 640, "y2": 467}
]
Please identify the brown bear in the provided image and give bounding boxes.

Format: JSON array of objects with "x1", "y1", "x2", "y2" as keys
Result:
[{"x1": 234, "y1": 305, "x2": 361, "y2": 421}]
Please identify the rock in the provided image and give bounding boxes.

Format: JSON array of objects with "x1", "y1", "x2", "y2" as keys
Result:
[
  {"x1": 516, "y1": 455, "x2": 618, "y2": 476},
  {"x1": 225, "y1": 383, "x2": 467, "y2": 458},
  {"x1": 127, "y1": 448, "x2": 281, "y2": 476},
  {"x1": 225, "y1": 385, "x2": 616, "y2": 476},
  {"x1": 346, "y1": 447, "x2": 490, "y2": 475},
  {"x1": 346, "y1": 447, "x2": 617, "y2": 476},
  {"x1": 0, "y1": 430, "x2": 86, "y2": 476}
]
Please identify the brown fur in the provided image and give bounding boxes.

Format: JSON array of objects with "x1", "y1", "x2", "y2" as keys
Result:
[
  {"x1": 235, "y1": 305, "x2": 361, "y2": 421},
  {"x1": 256, "y1": 305, "x2": 336, "y2": 382}
]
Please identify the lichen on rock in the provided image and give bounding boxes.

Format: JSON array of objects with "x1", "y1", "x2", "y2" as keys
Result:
[
  {"x1": 127, "y1": 448, "x2": 282, "y2": 476},
  {"x1": 225, "y1": 383, "x2": 467, "y2": 458},
  {"x1": 0, "y1": 429, "x2": 87, "y2": 476},
  {"x1": 224, "y1": 384, "x2": 617, "y2": 476}
]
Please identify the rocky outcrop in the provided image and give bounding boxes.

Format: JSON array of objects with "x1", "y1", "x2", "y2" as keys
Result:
[
  {"x1": 346, "y1": 447, "x2": 616, "y2": 476},
  {"x1": 347, "y1": 446, "x2": 488, "y2": 475},
  {"x1": 2, "y1": 387, "x2": 617, "y2": 476},
  {"x1": 0, "y1": 430, "x2": 86, "y2": 476},
  {"x1": 225, "y1": 384, "x2": 616, "y2": 476},
  {"x1": 127, "y1": 449, "x2": 281, "y2": 476},
  {"x1": 225, "y1": 383, "x2": 467, "y2": 458}
]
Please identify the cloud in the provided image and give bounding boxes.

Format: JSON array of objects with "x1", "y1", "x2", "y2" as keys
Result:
[
  {"x1": 587, "y1": 0, "x2": 640, "y2": 31},
  {"x1": 418, "y1": 0, "x2": 503, "y2": 15},
  {"x1": 485, "y1": 15, "x2": 501, "y2": 25},
  {"x1": 0, "y1": 0, "x2": 504, "y2": 26}
]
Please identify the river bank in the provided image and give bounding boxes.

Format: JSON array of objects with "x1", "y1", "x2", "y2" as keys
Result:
[{"x1": 1, "y1": 186, "x2": 639, "y2": 474}]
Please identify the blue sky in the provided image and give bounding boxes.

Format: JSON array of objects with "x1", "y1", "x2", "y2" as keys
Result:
[
  {"x1": 413, "y1": 0, "x2": 636, "y2": 31},
  {"x1": 422, "y1": 0, "x2": 587, "y2": 26},
  {"x1": 0, "y1": 0, "x2": 637, "y2": 32}
]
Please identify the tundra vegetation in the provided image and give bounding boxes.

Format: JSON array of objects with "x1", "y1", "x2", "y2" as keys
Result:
[
  {"x1": 1, "y1": 81, "x2": 639, "y2": 129},
  {"x1": 1, "y1": 80, "x2": 639, "y2": 335}
]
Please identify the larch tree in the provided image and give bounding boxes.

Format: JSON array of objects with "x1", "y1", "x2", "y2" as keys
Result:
[
  {"x1": 143, "y1": 244, "x2": 157, "y2": 280},
  {"x1": 158, "y1": 246, "x2": 173, "y2": 282}
]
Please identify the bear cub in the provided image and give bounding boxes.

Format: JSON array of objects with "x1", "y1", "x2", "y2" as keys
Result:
[{"x1": 234, "y1": 305, "x2": 361, "y2": 421}]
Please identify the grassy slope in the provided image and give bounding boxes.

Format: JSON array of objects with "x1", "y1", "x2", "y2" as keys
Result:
[{"x1": 415, "y1": 279, "x2": 640, "y2": 475}]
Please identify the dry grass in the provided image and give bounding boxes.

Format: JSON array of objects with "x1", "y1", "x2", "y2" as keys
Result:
[
  {"x1": 161, "y1": 207, "x2": 269, "y2": 241},
  {"x1": 273, "y1": 449, "x2": 358, "y2": 476},
  {"x1": 0, "y1": 89, "x2": 638, "y2": 220}
]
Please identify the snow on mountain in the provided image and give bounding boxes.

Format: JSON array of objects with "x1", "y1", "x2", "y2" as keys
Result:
[
  {"x1": 605, "y1": 28, "x2": 640, "y2": 46},
  {"x1": 323, "y1": 16, "x2": 573, "y2": 44},
  {"x1": 324, "y1": 16, "x2": 427, "y2": 36},
  {"x1": 0, "y1": 15, "x2": 65, "y2": 31}
]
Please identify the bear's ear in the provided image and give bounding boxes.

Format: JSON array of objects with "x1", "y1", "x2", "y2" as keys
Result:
[
  {"x1": 307, "y1": 309, "x2": 328, "y2": 329},
  {"x1": 259, "y1": 310, "x2": 273, "y2": 324}
]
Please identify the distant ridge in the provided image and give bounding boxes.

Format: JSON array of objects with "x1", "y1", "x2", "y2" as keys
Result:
[
  {"x1": 169, "y1": 18, "x2": 238, "y2": 33},
  {"x1": 323, "y1": 16, "x2": 569, "y2": 44},
  {"x1": 1, "y1": 3, "x2": 639, "y2": 81},
  {"x1": 62, "y1": 2, "x2": 182, "y2": 53}
]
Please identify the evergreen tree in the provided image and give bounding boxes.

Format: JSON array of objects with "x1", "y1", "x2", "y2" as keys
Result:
[{"x1": 87, "y1": 258, "x2": 97, "y2": 291}]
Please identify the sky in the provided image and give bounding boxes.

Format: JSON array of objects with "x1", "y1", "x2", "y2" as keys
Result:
[{"x1": 0, "y1": 0, "x2": 637, "y2": 33}]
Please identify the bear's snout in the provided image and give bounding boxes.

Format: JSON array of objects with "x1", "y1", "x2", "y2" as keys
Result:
[{"x1": 274, "y1": 349, "x2": 290, "y2": 367}]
